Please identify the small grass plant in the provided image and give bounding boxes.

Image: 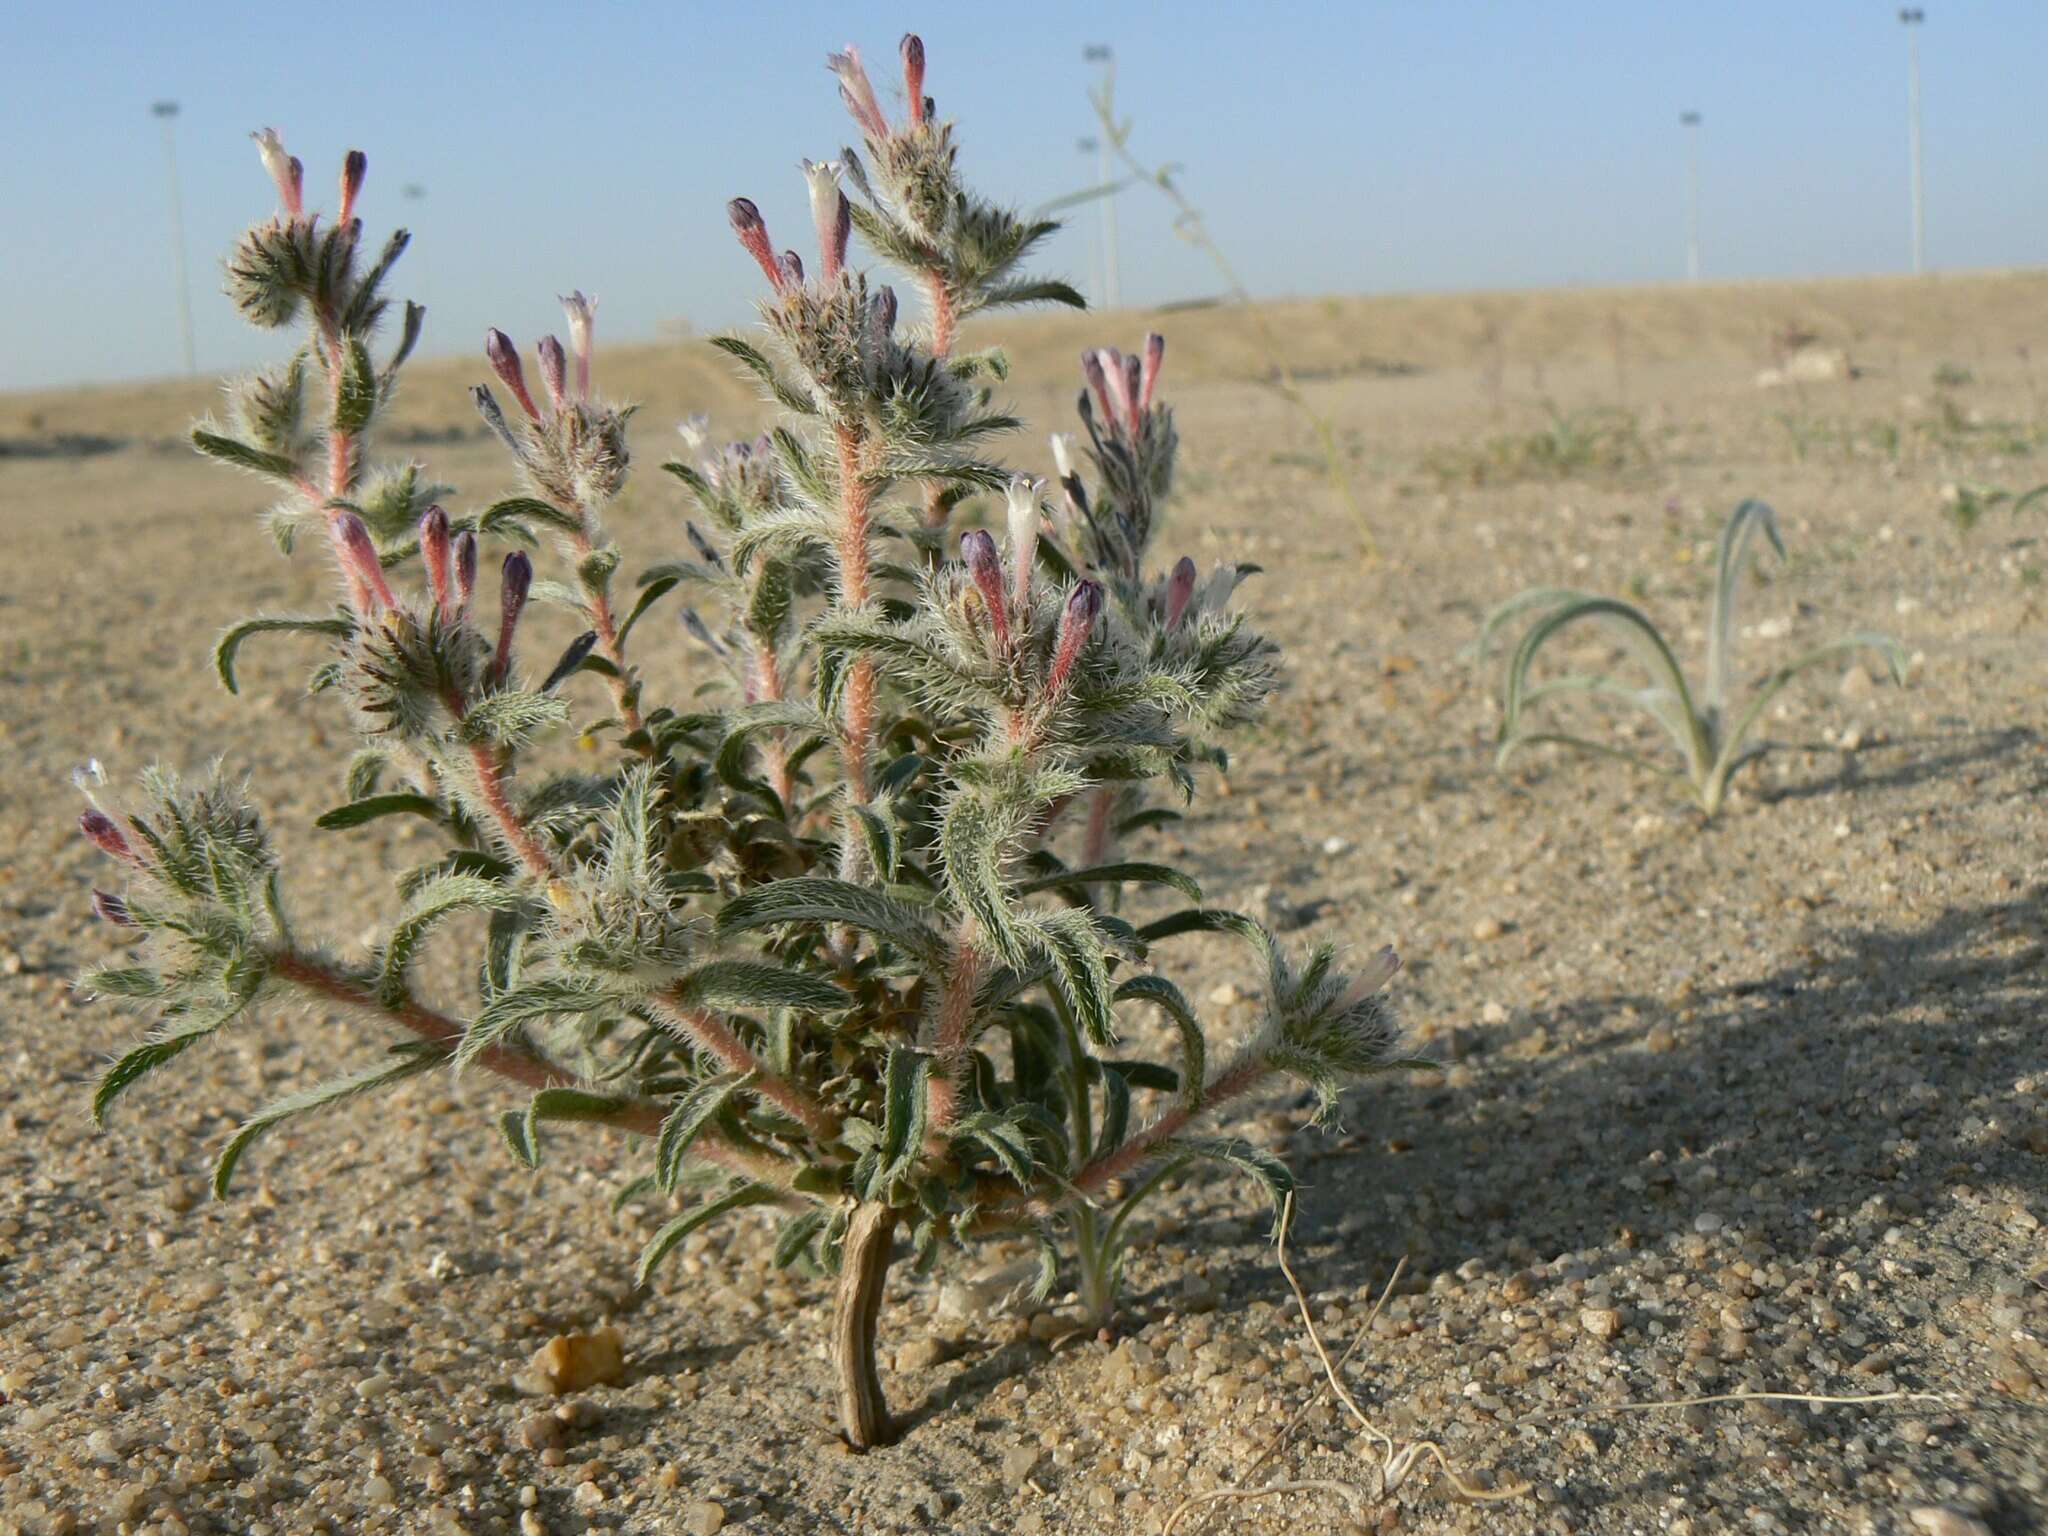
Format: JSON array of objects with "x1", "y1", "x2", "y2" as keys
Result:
[{"x1": 1478, "y1": 499, "x2": 1906, "y2": 817}]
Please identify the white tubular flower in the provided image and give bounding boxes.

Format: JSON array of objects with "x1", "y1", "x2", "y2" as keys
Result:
[
  {"x1": 1049, "y1": 432, "x2": 1077, "y2": 482},
  {"x1": 251, "y1": 127, "x2": 302, "y2": 213},
  {"x1": 559, "y1": 291, "x2": 597, "y2": 401},
  {"x1": 1004, "y1": 476, "x2": 1042, "y2": 613}
]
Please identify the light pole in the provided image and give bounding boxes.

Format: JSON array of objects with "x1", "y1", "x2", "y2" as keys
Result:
[
  {"x1": 151, "y1": 100, "x2": 196, "y2": 375},
  {"x1": 1901, "y1": 8, "x2": 1925, "y2": 275},
  {"x1": 1680, "y1": 111, "x2": 1702, "y2": 284},
  {"x1": 1076, "y1": 138, "x2": 1105, "y2": 306},
  {"x1": 1083, "y1": 45, "x2": 1119, "y2": 309}
]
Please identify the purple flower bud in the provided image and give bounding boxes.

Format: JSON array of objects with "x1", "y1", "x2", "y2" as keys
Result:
[
  {"x1": 960, "y1": 529, "x2": 1010, "y2": 651},
  {"x1": 339, "y1": 149, "x2": 367, "y2": 224},
  {"x1": 828, "y1": 46, "x2": 889, "y2": 139},
  {"x1": 802, "y1": 159, "x2": 852, "y2": 281},
  {"x1": 728, "y1": 198, "x2": 787, "y2": 293},
  {"x1": 1080, "y1": 350, "x2": 1115, "y2": 425},
  {"x1": 335, "y1": 513, "x2": 396, "y2": 613},
  {"x1": 1122, "y1": 354, "x2": 1143, "y2": 432},
  {"x1": 493, "y1": 551, "x2": 532, "y2": 684},
  {"x1": 485, "y1": 329, "x2": 540, "y2": 421},
  {"x1": 1047, "y1": 580, "x2": 1103, "y2": 696},
  {"x1": 252, "y1": 128, "x2": 302, "y2": 215},
  {"x1": 1140, "y1": 333, "x2": 1166, "y2": 411},
  {"x1": 559, "y1": 290, "x2": 596, "y2": 400},
  {"x1": 453, "y1": 530, "x2": 478, "y2": 615},
  {"x1": 872, "y1": 285, "x2": 898, "y2": 346},
  {"x1": 1165, "y1": 555, "x2": 1198, "y2": 630},
  {"x1": 535, "y1": 335, "x2": 568, "y2": 412},
  {"x1": 779, "y1": 249, "x2": 805, "y2": 289},
  {"x1": 901, "y1": 35, "x2": 927, "y2": 125},
  {"x1": 419, "y1": 505, "x2": 453, "y2": 613},
  {"x1": 91, "y1": 889, "x2": 134, "y2": 926},
  {"x1": 79, "y1": 810, "x2": 134, "y2": 863}
]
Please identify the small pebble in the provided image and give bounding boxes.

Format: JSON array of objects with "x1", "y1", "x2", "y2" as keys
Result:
[{"x1": 681, "y1": 1499, "x2": 727, "y2": 1535}]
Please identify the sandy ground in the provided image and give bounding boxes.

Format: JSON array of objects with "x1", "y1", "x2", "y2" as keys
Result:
[{"x1": 1, "y1": 271, "x2": 2045, "y2": 1536}]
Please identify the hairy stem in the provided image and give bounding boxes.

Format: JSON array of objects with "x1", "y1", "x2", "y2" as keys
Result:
[
  {"x1": 1072, "y1": 1055, "x2": 1272, "y2": 1196},
  {"x1": 923, "y1": 936, "x2": 982, "y2": 1137},
  {"x1": 648, "y1": 994, "x2": 837, "y2": 1141},
  {"x1": 833, "y1": 1202, "x2": 900, "y2": 1449},
  {"x1": 266, "y1": 950, "x2": 795, "y2": 1187},
  {"x1": 565, "y1": 520, "x2": 645, "y2": 738},
  {"x1": 833, "y1": 426, "x2": 877, "y2": 899},
  {"x1": 918, "y1": 271, "x2": 958, "y2": 532},
  {"x1": 464, "y1": 740, "x2": 556, "y2": 880}
]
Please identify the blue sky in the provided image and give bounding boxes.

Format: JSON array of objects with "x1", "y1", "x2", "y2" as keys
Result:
[{"x1": 5, "y1": 1, "x2": 2044, "y2": 390}]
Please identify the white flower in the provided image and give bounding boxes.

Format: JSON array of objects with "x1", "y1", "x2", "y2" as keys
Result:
[{"x1": 1005, "y1": 476, "x2": 1043, "y2": 612}]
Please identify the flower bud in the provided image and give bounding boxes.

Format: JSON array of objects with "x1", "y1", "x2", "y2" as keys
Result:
[
  {"x1": 493, "y1": 551, "x2": 532, "y2": 683},
  {"x1": 453, "y1": 530, "x2": 478, "y2": 615},
  {"x1": 901, "y1": 34, "x2": 927, "y2": 124},
  {"x1": 1049, "y1": 432, "x2": 1078, "y2": 482},
  {"x1": 1140, "y1": 333, "x2": 1167, "y2": 410},
  {"x1": 871, "y1": 285, "x2": 898, "y2": 348},
  {"x1": 728, "y1": 198, "x2": 787, "y2": 292},
  {"x1": 1047, "y1": 581, "x2": 1104, "y2": 696},
  {"x1": 960, "y1": 529, "x2": 1010, "y2": 651},
  {"x1": 1004, "y1": 477, "x2": 1042, "y2": 613},
  {"x1": 1122, "y1": 353, "x2": 1143, "y2": 432},
  {"x1": 1080, "y1": 350, "x2": 1114, "y2": 426},
  {"x1": 536, "y1": 335, "x2": 568, "y2": 412},
  {"x1": 1346, "y1": 945, "x2": 1403, "y2": 1002},
  {"x1": 540, "y1": 630, "x2": 599, "y2": 693},
  {"x1": 559, "y1": 290, "x2": 596, "y2": 400},
  {"x1": 252, "y1": 128, "x2": 303, "y2": 215},
  {"x1": 419, "y1": 505, "x2": 453, "y2": 613},
  {"x1": 79, "y1": 810, "x2": 134, "y2": 863},
  {"x1": 339, "y1": 149, "x2": 367, "y2": 225},
  {"x1": 1165, "y1": 555, "x2": 1198, "y2": 630},
  {"x1": 828, "y1": 46, "x2": 889, "y2": 139},
  {"x1": 1094, "y1": 347, "x2": 1137, "y2": 434},
  {"x1": 335, "y1": 513, "x2": 396, "y2": 613},
  {"x1": 485, "y1": 329, "x2": 540, "y2": 421},
  {"x1": 802, "y1": 159, "x2": 852, "y2": 281},
  {"x1": 91, "y1": 889, "x2": 134, "y2": 926},
  {"x1": 779, "y1": 249, "x2": 805, "y2": 289}
]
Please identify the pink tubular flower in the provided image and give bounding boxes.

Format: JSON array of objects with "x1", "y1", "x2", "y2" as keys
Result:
[
  {"x1": 338, "y1": 149, "x2": 367, "y2": 225},
  {"x1": 828, "y1": 46, "x2": 889, "y2": 139},
  {"x1": 901, "y1": 34, "x2": 927, "y2": 124},
  {"x1": 252, "y1": 128, "x2": 303, "y2": 216},
  {"x1": 335, "y1": 513, "x2": 396, "y2": 613},
  {"x1": 728, "y1": 198, "x2": 787, "y2": 293},
  {"x1": 79, "y1": 810, "x2": 135, "y2": 863},
  {"x1": 1047, "y1": 581, "x2": 1104, "y2": 697},
  {"x1": 419, "y1": 505, "x2": 453, "y2": 613},
  {"x1": 1094, "y1": 348, "x2": 1137, "y2": 434},
  {"x1": 802, "y1": 160, "x2": 851, "y2": 281},
  {"x1": 960, "y1": 529, "x2": 1010, "y2": 652},
  {"x1": 535, "y1": 335, "x2": 568, "y2": 413},
  {"x1": 1165, "y1": 555, "x2": 1198, "y2": 630},
  {"x1": 1080, "y1": 350, "x2": 1113, "y2": 425},
  {"x1": 1140, "y1": 333, "x2": 1166, "y2": 410},
  {"x1": 485, "y1": 329, "x2": 540, "y2": 421},
  {"x1": 493, "y1": 551, "x2": 533, "y2": 684},
  {"x1": 559, "y1": 291, "x2": 596, "y2": 400}
]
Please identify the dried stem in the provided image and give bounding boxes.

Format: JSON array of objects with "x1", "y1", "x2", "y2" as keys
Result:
[{"x1": 833, "y1": 1202, "x2": 900, "y2": 1449}]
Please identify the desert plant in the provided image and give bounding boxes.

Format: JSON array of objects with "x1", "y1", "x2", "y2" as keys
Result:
[
  {"x1": 1477, "y1": 499, "x2": 1906, "y2": 817},
  {"x1": 1940, "y1": 479, "x2": 2048, "y2": 535},
  {"x1": 1423, "y1": 402, "x2": 1648, "y2": 488},
  {"x1": 72, "y1": 36, "x2": 1414, "y2": 1451}
]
